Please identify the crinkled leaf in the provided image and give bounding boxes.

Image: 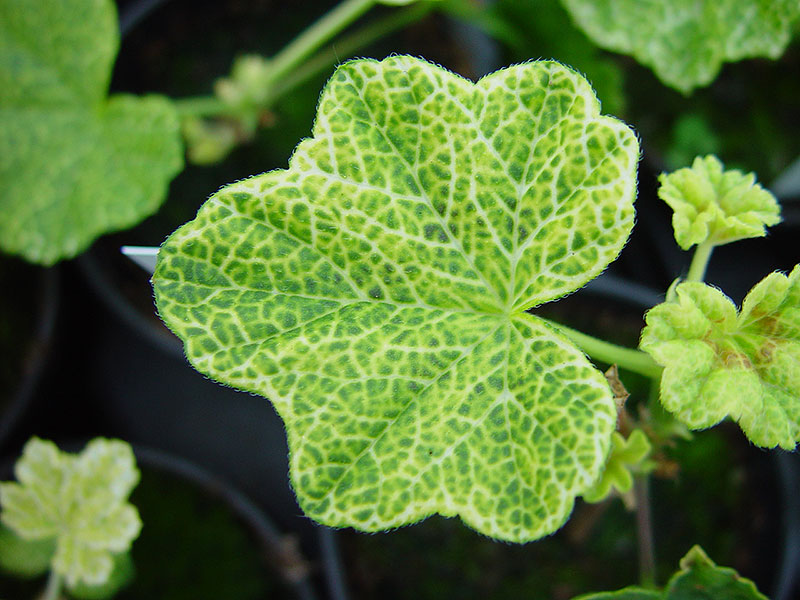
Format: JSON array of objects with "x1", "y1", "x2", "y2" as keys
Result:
[
  {"x1": 0, "y1": 522, "x2": 55, "y2": 578},
  {"x1": 0, "y1": 437, "x2": 142, "y2": 587},
  {"x1": 658, "y1": 155, "x2": 781, "y2": 250},
  {"x1": 583, "y1": 429, "x2": 651, "y2": 503},
  {"x1": 154, "y1": 56, "x2": 639, "y2": 542},
  {"x1": 665, "y1": 546, "x2": 768, "y2": 600},
  {"x1": 559, "y1": 0, "x2": 800, "y2": 94},
  {"x1": 641, "y1": 266, "x2": 800, "y2": 449},
  {"x1": 0, "y1": 0, "x2": 183, "y2": 265}
]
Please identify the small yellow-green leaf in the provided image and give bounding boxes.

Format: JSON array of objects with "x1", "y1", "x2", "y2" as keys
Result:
[
  {"x1": 0, "y1": 0, "x2": 183, "y2": 265},
  {"x1": 658, "y1": 155, "x2": 781, "y2": 250},
  {"x1": 641, "y1": 266, "x2": 800, "y2": 449},
  {"x1": 583, "y1": 429, "x2": 651, "y2": 503},
  {"x1": 0, "y1": 438, "x2": 142, "y2": 587},
  {"x1": 560, "y1": 0, "x2": 800, "y2": 94},
  {"x1": 154, "y1": 55, "x2": 640, "y2": 542}
]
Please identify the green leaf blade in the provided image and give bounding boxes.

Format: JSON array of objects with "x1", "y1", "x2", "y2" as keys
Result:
[
  {"x1": 641, "y1": 266, "x2": 800, "y2": 449},
  {"x1": 666, "y1": 545, "x2": 768, "y2": 600},
  {"x1": 560, "y1": 0, "x2": 800, "y2": 93},
  {"x1": 154, "y1": 56, "x2": 639, "y2": 541},
  {"x1": 0, "y1": 0, "x2": 117, "y2": 106},
  {"x1": 0, "y1": 0, "x2": 183, "y2": 265}
]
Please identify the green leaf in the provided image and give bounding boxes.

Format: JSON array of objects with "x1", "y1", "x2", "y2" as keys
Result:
[
  {"x1": 572, "y1": 545, "x2": 767, "y2": 600},
  {"x1": 573, "y1": 589, "x2": 661, "y2": 600},
  {"x1": 0, "y1": 522, "x2": 55, "y2": 578},
  {"x1": 0, "y1": 437, "x2": 142, "y2": 587},
  {"x1": 0, "y1": 0, "x2": 183, "y2": 265},
  {"x1": 153, "y1": 56, "x2": 639, "y2": 542},
  {"x1": 640, "y1": 265, "x2": 800, "y2": 449},
  {"x1": 582, "y1": 429, "x2": 651, "y2": 503},
  {"x1": 665, "y1": 545, "x2": 768, "y2": 600},
  {"x1": 658, "y1": 155, "x2": 781, "y2": 250},
  {"x1": 559, "y1": 0, "x2": 800, "y2": 94}
]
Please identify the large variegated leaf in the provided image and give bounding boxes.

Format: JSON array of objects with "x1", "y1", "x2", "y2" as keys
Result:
[
  {"x1": 0, "y1": 0, "x2": 183, "y2": 265},
  {"x1": 560, "y1": 0, "x2": 800, "y2": 94},
  {"x1": 154, "y1": 56, "x2": 639, "y2": 542}
]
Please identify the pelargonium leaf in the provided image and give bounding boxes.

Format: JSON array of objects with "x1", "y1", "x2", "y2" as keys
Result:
[
  {"x1": 658, "y1": 155, "x2": 781, "y2": 250},
  {"x1": 153, "y1": 55, "x2": 639, "y2": 542},
  {"x1": 573, "y1": 589, "x2": 661, "y2": 600},
  {"x1": 573, "y1": 545, "x2": 767, "y2": 600},
  {"x1": 559, "y1": 0, "x2": 800, "y2": 94},
  {"x1": 0, "y1": 438, "x2": 142, "y2": 587},
  {"x1": 0, "y1": 0, "x2": 183, "y2": 265},
  {"x1": 640, "y1": 266, "x2": 800, "y2": 449},
  {"x1": 582, "y1": 429, "x2": 651, "y2": 503},
  {"x1": 665, "y1": 545, "x2": 768, "y2": 600}
]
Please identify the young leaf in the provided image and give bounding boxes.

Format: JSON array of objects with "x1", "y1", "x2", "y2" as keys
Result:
[
  {"x1": 574, "y1": 589, "x2": 661, "y2": 600},
  {"x1": 640, "y1": 266, "x2": 800, "y2": 449},
  {"x1": 559, "y1": 0, "x2": 800, "y2": 94},
  {"x1": 658, "y1": 155, "x2": 781, "y2": 250},
  {"x1": 0, "y1": 0, "x2": 183, "y2": 265},
  {"x1": 582, "y1": 429, "x2": 651, "y2": 503},
  {"x1": 0, "y1": 438, "x2": 142, "y2": 587},
  {"x1": 573, "y1": 545, "x2": 767, "y2": 600},
  {"x1": 153, "y1": 55, "x2": 639, "y2": 542},
  {"x1": 664, "y1": 546, "x2": 768, "y2": 600}
]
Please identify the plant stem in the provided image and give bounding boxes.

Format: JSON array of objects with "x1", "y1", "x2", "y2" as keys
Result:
[
  {"x1": 634, "y1": 474, "x2": 657, "y2": 588},
  {"x1": 41, "y1": 571, "x2": 62, "y2": 600},
  {"x1": 266, "y1": 0, "x2": 377, "y2": 88},
  {"x1": 686, "y1": 240, "x2": 714, "y2": 282},
  {"x1": 173, "y1": 95, "x2": 229, "y2": 118},
  {"x1": 542, "y1": 319, "x2": 663, "y2": 379},
  {"x1": 265, "y1": 3, "x2": 434, "y2": 105},
  {"x1": 174, "y1": 0, "x2": 435, "y2": 119}
]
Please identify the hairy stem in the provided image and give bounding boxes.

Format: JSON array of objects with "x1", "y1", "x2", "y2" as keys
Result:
[
  {"x1": 266, "y1": 0, "x2": 377, "y2": 87},
  {"x1": 686, "y1": 240, "x2": 714, "y2": 283},
  {"x1": 265, "y1": 3, "x2": 434, "y2": 105},
  {"x1": 173, "y1": 95, "x2": 228, "y2": 118},
  {"x1": 174, "y1": 1, "x2": 434, "y2": 119},
  {"x1": 41, "y1": 571, "x2": 62, "y2": 600},
  {"x1": 634, "y1": 474, "x2": 657, "y2": 587},
  {"x1": 542, "y1": 319, "x2": 663, "y2": 379}
]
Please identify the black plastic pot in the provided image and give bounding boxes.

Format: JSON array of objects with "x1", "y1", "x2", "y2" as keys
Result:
[{"x1": 0, "y1": 262, "x2": 59, "y2": 452}]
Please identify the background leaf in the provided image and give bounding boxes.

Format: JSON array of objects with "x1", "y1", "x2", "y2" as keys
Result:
[
  {"x1": 559, "y1": 0, "x2": 800, "y2": 94},
  {"x1": 0, "y1": 0, "x2": 183, "y2": 265},
  {"x1": 0, "y1": 438, "x2": 142, "y2": 587}
]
